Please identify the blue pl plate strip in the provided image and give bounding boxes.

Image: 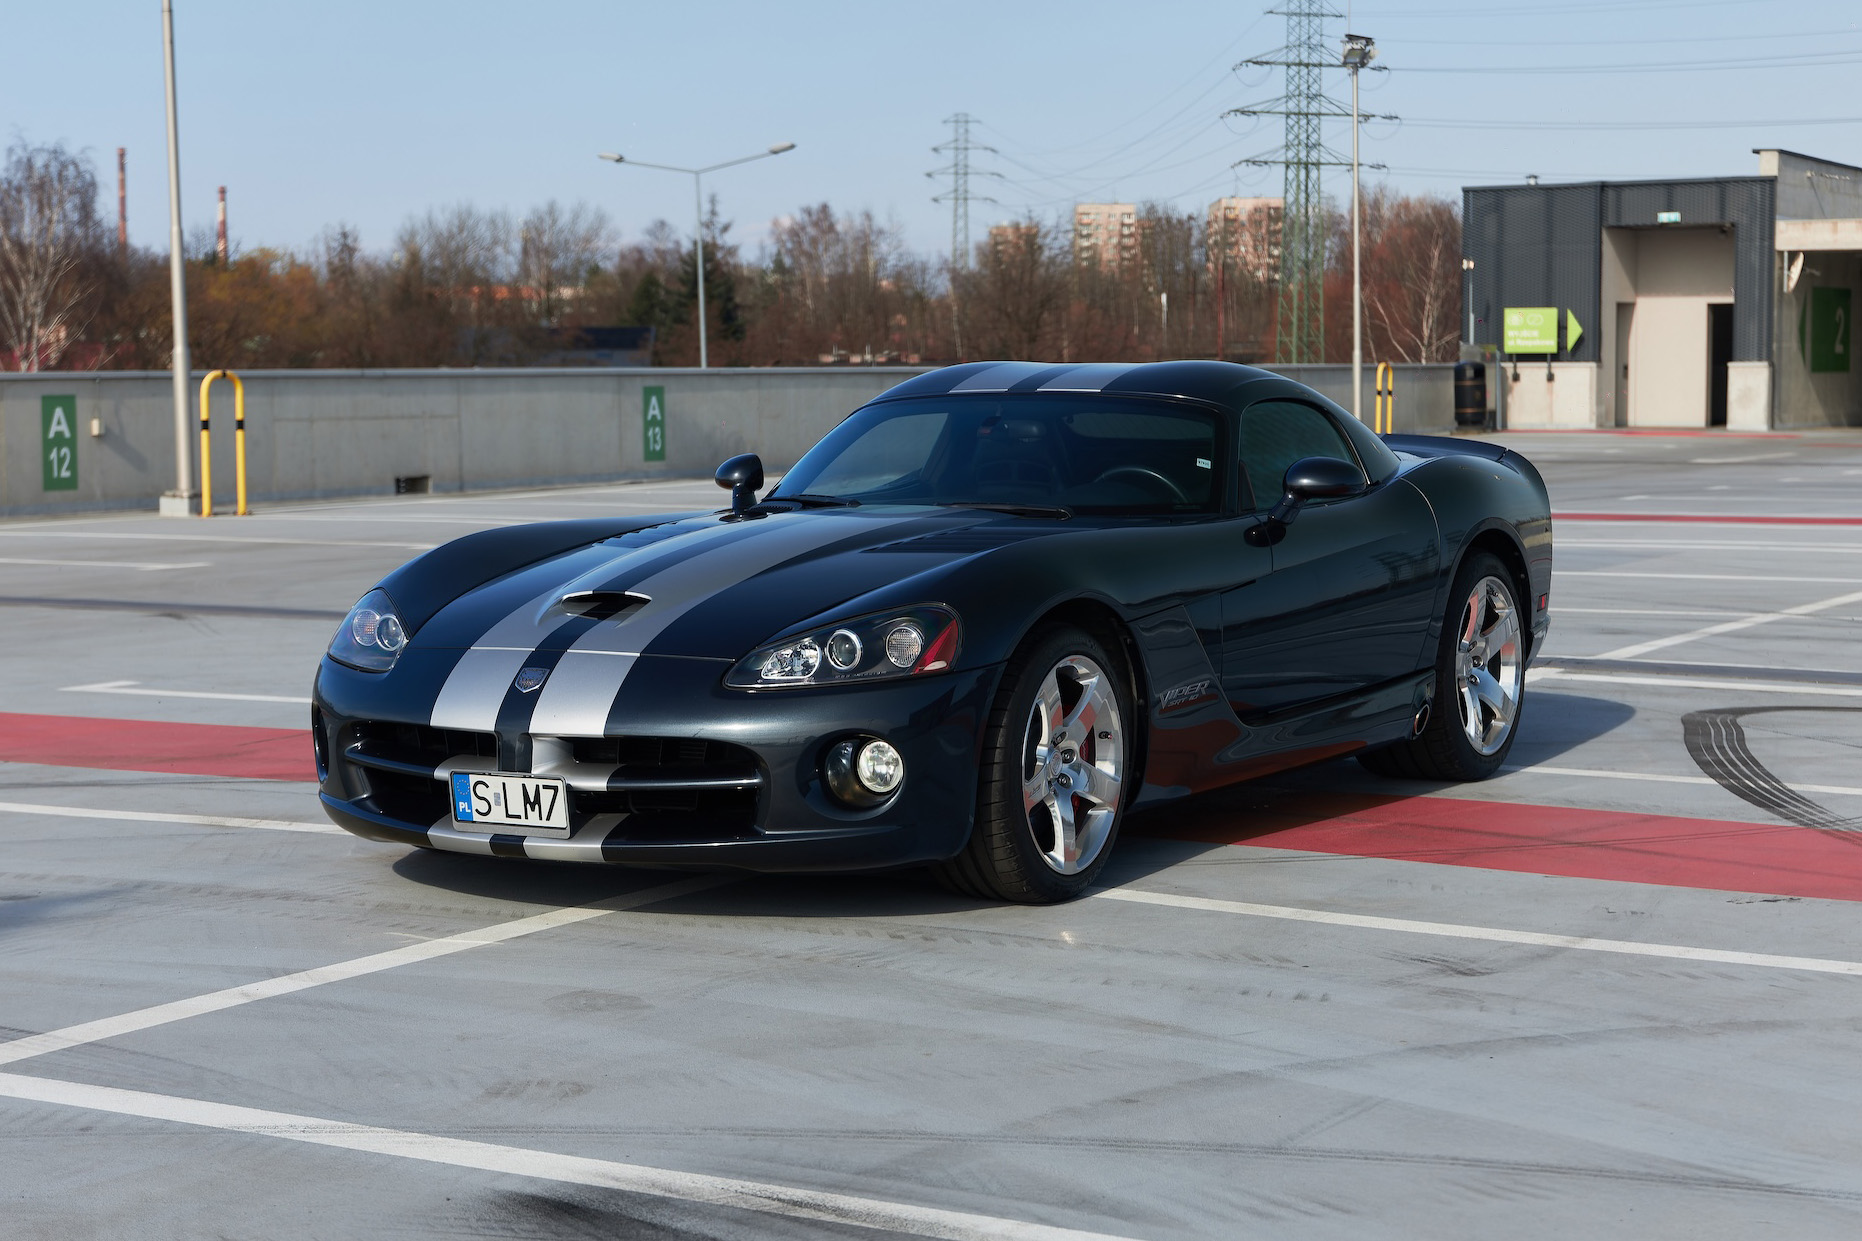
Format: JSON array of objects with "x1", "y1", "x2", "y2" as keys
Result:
[{"x1": 450, "y1": 772, "x2": 474, "y2": 822}]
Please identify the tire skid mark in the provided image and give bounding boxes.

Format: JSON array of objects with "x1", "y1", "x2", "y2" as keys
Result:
[{"x1": 1682, "y1": 707, "x2": 1862, "y2": 833}]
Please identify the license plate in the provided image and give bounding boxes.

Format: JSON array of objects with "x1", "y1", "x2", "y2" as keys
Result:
[{"x1": 449, "y1": 771, "x2": 570, "y2": 837}]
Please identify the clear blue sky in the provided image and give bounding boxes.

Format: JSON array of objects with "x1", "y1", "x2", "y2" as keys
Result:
[{"x1": 6, "y1": 1, "x2": 1861, "y2": 262}]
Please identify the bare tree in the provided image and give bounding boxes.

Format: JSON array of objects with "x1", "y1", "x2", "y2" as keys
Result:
[
  {"x1": 518, "y1": 200, "x2": 614, "y2": 325},
  {"x1": 962, "y1": 215, "x2": 1068, "y2": 360},
  {"x1": 396, "y1": 204, "x2": 514, "y2": 305},
  {"x1": 0, "y1": 141, "x2": 105, "y2": 370}
]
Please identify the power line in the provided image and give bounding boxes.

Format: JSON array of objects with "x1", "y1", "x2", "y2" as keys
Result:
[
  {"x1": 1394, "y1": 48, "x2": 1862, "y2": 74},
  {"x1": 1381, "y1": 25, "x2": 1862, "y2": 47},
  {"x1": 1395, "y1": 115, "x2": 1862, "y2": 131}
]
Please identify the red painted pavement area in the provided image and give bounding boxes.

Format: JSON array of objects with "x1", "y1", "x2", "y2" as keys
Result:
[
  {"x1": 1134, "y1": 787, "x2": 1862, "y2": 903},
  {"x1": 1556, "y1": 512, "x2": 1862, "y2": 527},
  {"x1": 1503, "y1": 428, "x2": 1796, "y2": 439},
  {"x1": 9, "y1": 710, "x2": 1861, "y2": 902},
  {"x1": 0, "y1": 712, "x2": 313, "y2": 782}
]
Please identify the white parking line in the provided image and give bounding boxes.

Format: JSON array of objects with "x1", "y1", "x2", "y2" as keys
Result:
[
  {"x1": 0, "y1": 557, "x2": 210, "y2": 571},
  {"x1": 0, "y1": 875, "x2": 726, "y2": 1069},
  {"x1": 1688, "y1": 451, "x2": 1795, "y2": 464},
  {"x1": 1527, "y1": 668, "x2": 1862, "y2": 698},
  {"x1": 1502, "y1": 764, "x2": 1862, "y2": 800},
  {"x1": 1595, "y1": 588, "x2": 1862, "y2": 660},
  {"x1": 62, "y1": 680, "x2": 314, "y2": 705},
  {"x1": 1556, "y1": 607, "x2": 1758, "y2": 618},
  {"x1": 0, "y1": 1073, "x2": 1132, "y2": 1241},
  {"x1": 0, "y1": 801, "x2": 339, "y2": 834},
  {"x1": 1092, "y1": 888, "x2": 1862, "y2": 976},
  {"x1": 0, "y1": 530, "x2": 433, "y2": 550},
  {"x1": 1558, "y1": 571, "x2": 1862, "y2": 584},
  {"x1": 1560, "y1": 540, "x2": 1862, "y2": 553}
]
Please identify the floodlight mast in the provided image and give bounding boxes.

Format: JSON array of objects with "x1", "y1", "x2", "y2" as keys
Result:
[
  {"x1": 1342, "y1": 32, "x2": 1376, "y2": 425},
  {"x1": 597, "y1": 143, "x2": 796, "y2": 368}
]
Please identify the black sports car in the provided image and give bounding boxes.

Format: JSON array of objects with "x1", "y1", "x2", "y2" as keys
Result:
[{"x1": 314, "y1": 361, "x2": 1552, "y2": 902}]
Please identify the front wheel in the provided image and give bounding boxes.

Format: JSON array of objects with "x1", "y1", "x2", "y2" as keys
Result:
[
  {"x1": 935, "y1": 625, "x2": 1131, "y2": 903},
  {"x1": 1360, "y1": 552, "x2": 1524, "y2": 781}
]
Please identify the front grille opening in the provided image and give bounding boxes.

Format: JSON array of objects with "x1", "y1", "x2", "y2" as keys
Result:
[
  {"x1": 579, "y1": 787, "x2": 761, "y2": 843},
  {"x1": 311, "y1": 705, "x2": 329, "y2": 781},
  {"x1": 570, "y1": 736, "x2": 748, "y2": 770},
  {"x1": 565, "y1": 735, "x2": 762, "y2": 841},
  {"x1": 366, "y1": 768, "x2": 447, "y2": 824},
  {"x1": 347, "y1": 722, "x2": 497, "y2": 768}
]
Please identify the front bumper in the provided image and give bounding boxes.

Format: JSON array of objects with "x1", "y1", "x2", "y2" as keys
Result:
[{"x1": 313, "y1": 650, "x2": 999, "y2": 872}]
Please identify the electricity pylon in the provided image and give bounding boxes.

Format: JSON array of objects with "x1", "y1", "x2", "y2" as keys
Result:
[
  {"x1": 928, "y1": 113, "x2": 1000, "y2": 270},
  {"x1": 1227, "y1": 1, "x2": 1388, "y2": 364}
]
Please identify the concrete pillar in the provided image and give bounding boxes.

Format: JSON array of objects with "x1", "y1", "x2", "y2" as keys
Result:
[{"x1": 1726, "y1": 361, "x2": 1772, "y2": 431}]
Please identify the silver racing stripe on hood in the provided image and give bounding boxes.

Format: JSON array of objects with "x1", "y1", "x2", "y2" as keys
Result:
[
  {"x1": 426, "y1": 542, "x2": 633, "y2": 732},
  {"x1": 426, "y1": 523, "x2": 748, "y2": 732},
  {"x1": 525, "y1": 511, "x2": 924, "y2": 736}
]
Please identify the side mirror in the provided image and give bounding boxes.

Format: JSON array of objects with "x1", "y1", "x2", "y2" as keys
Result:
[
  {"x1": 715, "y1": 452, "x2": 765, "y2": 516},
  {"x1": 1267, "y1": 456, "x2": 1366, "y2": 526}
]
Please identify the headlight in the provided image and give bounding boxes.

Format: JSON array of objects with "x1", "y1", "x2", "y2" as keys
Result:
[
  {"x1": 725, "y1": 606, "x2": 960, "y2": 690},
  {"x1": 328, "y1": 588, "x2": 409, "y2": 672}
]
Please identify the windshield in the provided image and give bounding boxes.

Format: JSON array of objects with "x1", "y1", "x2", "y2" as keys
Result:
[{"x1": 771, "y1": 395, "x2": 1224, "y2": 515}]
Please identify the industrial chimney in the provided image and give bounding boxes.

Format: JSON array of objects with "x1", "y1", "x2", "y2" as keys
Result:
[
  {"x1": 216, "y1": 186, "x2": 228, "y2": 263},
  {"x1": 117, "y1": 148, "x2": 128, "y2": 251}
]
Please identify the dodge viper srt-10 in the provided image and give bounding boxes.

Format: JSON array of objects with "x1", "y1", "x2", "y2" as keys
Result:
[{"x1": 314, "y1": 360, "x2": 1552, "y2": 903}]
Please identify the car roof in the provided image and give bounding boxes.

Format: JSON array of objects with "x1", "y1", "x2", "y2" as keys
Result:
[{"x1": 869, "y1": 360, "x2": 1289, "y2": 409}]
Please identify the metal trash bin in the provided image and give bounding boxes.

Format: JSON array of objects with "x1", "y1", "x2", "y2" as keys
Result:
[{"x1": 1454, "y1": 361, "x2": 1488, "y2": 429}]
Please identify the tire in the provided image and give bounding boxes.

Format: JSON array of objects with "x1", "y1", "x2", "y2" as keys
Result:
[
  {"x1": 1358, "y1": 551, "x2": 1525, "y2": 782},
  {"x1": 935, "y1": 624, "x2": 1132, "y2": 903}
]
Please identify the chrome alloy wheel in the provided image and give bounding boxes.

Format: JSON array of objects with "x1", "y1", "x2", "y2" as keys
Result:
[
  {"x1": 1021, "y1": 653, "x2": 1125, "y2": 875},
  {"x1": 1455, "y1": 574, "x2": 1522, "y2": 756}
]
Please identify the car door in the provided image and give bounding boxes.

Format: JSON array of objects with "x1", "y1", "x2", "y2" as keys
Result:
[{"x1": 1220, "y1": 399, "x2": 1440, "y2": 718}]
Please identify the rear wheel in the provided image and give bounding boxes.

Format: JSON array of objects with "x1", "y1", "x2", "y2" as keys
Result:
[
  {"x1": 1359, "y1": 552, "x2": 1524, "y2": 781},
  {"x1": 936, "y1": 625, "x2": 1130, "y2": 903}
]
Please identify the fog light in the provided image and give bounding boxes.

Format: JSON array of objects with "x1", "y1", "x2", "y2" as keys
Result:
[
  {"x1": 854, "y1": 739, "x2": 903, "y2": 793},
  {"x1": 823, "y1": 736, "x2": 905, "y2": 807}
]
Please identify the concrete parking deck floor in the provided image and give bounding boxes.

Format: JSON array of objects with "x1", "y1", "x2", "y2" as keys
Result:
[{"x1": 4, "y1": 435, "x2": 1862, "y2": 1239}]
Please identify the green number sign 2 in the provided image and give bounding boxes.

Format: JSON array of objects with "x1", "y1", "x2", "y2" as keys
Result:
[
  {"x1": 42, "y1": 395, "x2": 78, "y2": 491},
  {"x1": 643, "y1": 386, "x2": 666, "y2": 463},
  {"x1": 1810, "y1": 287, "x2": 1851, "y2": 374}
]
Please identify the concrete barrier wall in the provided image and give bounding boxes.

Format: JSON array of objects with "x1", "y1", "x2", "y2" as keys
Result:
[{"x1": 1, "y1": 363, "x2": 1456, "y2": 517}]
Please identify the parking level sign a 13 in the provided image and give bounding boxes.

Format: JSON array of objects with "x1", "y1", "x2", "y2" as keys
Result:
[
  {"x1": 643, "y1": 386, "x2": 666, "y2": 462},
  {"x1": 42, "y1": 395, "x2": 77, "y2": 491}
]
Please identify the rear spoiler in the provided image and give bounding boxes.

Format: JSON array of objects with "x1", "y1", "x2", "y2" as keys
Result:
[{"x1": 1382, "y1": 433, "x2": 1512, "y2": 464}]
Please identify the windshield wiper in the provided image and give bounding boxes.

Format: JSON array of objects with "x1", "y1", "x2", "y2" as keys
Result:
[
  {"x1": 942, "y1": 501, "x2": 1073, "y2": 519},
  {"x1": 767, "y1": 493, "x2": 861, "y2": 508}
]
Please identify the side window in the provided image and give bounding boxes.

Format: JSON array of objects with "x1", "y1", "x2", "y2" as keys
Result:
[{"x1": 1237, "y1": 400, "x2": 1361, "y2": 509}]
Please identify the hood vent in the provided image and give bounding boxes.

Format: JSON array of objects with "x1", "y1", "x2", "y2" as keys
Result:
[{"x1": 556, "y1": 590, "x2": 651, "y2": 621}]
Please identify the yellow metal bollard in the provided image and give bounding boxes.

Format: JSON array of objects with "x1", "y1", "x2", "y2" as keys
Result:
[
  {"x1": 197, "y1": 370, "x2": 248, "y2": 516},
  {"x1": 1374, "y1": 362, "x2": 1395, "y2": 434}
]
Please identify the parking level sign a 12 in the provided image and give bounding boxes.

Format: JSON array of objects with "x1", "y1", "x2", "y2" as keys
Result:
[
  {"x1": 643, "y1": 386, "x2": 666, "y2": 462},
  {"x1": 42, "y1": 395, "x2": 77, "y2": 491}
]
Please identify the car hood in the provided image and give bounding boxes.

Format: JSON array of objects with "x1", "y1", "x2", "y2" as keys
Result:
[{"x1": 408, "y1": 506, "x2": 1073, "y2": 663}]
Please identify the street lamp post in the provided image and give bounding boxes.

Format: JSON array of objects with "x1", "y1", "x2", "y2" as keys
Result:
[
  {"x1": 160, "y1": 0, "x2": 194, "y2": 515},
  {"x1": 598, "y1": 142, "x2": 795, "y2": 368},
  {"x1": 1342, "y1": 32, "x2": 1375, "y2": 423}
]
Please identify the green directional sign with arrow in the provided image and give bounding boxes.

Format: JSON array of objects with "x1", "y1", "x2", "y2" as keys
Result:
[{"x1": 1503, "y1": 307, "x2": 1559, "y2": 354}]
